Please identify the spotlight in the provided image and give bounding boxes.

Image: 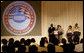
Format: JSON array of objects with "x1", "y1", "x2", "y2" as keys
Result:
[{"x1": 1, "y1": 1, "x2": 3, "y2": 3}]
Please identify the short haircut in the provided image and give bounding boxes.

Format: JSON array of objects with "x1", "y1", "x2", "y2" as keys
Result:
[
  {"x1": 2, "y1": 39, "x2": 7, "y2": 44},
  {"x1": 31, "y1": 38, "x2": 36, "y2": 42}
]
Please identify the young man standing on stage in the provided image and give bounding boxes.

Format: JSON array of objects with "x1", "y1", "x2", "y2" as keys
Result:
[{"x1": 48, "y1": 24, "x2": 55, "y2": 43}]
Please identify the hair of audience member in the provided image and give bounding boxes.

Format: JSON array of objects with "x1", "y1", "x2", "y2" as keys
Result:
[
  {"x1": 62, "y1": 38, "x2": 66, "y2": 45},
  {"x1": 44, "y1": 37, "x2": 48, "y2": 43},
  {"x1": 25, "y1": 39, "x2": 31, "y2": 46},
  {"x1": 47, "y1": 44, "x2": 55, "y2": 53},
  {"x1": 29, "y1": 45, "x2": 38, "y2": 52},
  {"x1": 17, "y1": 44, "x2": 26, "y2": 53},
  {"x1": 40, "y1": 37, "x2": 45, "y2": 47},
  {"x1": 31, "y1": 38, "x2": 36, "y2": 43},
  {"x1": 80, "y1": 38, "x2": 83, "y2": 43},
  {"x1": 9, "y1": 38, "x2": 14, "y2": 44},
  {"x1": 2, "y1": 39, "x2": 7, "y2": 45},
  {"x1": 20, "y1": 38, "x2": 25, "y2": 44},
  {"x1": 14, "y1": 40, "x2": 20, "y2": 47}
]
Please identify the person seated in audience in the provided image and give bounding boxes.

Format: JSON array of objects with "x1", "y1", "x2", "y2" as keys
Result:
[
  {"x1": 44, "y1": 37, "x2": 48, "y2": 47},
  {"x1": 14, "y1": 40, "x2": 20, "y2": 52},
  {"x1": 74, "y1": 38, "x2": 83, "y2": 52},
  {"x1": 29, "y1": 45, "x2": 38, "y2": 52},
  {"x1": 57, "y1": 25, "x2": 64, "y2": 43},
  {"x1": 40, "y1": 37, "x2": 45, "y2": 47},
  {"x1": 2, "y1": 39, "x2": 8, "y2": 53},
  {"x1": 30, "y1": 38, "x2": 39, "y2": 47},
  {"x1": 25, "y1": 39, "x2": 31, "y2": 46},
  {"x1": 20, "y1": 38, "x2": 26, "y2": 45},
  {"x1": 25, "y1": 39, "x2": 31, "y2": 52},
  {"x1": 47, "y1": 44, "x2": 55, "y2": 53},
  {"x1": 66, "y1": 25, "x2": 73, "y2": 43},
  {"x1": 8, "y1": 38, "x2": 15, "y2": 53},
  {"x1": 48, "y1": 24, "x2": 55, "y2": 43},
  {"x1": 17, "y1": 38, "x2": 26, "y2": 53},
  {"x1": 44, "y1": 37, "x2": 48, "y2": 43},
  {"x1": 73, "y1": 23, "x2": 81, "y2": 44},
  {"x1": 40, "y1": 37, "x2": 48, "y2": 47},
  {"x1": 53, "y1": 35, "x2": 60, "y2": 45},
  {"x1": 61, "y1": 38, "x2": 75, "y2": 52}
]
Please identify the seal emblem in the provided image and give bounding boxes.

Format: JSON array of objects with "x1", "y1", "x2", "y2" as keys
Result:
[{"x1": 3, "y1": 1, "x2": 36, "y2": 35}]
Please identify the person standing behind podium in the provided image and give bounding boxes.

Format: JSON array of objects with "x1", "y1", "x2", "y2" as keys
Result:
[
  {"x1": 66, "y1": 25, "x2": 73, "y2": 43},
  {"x1": 48, "y1": 24, "x2": 55, "y2": 43},
  {"x1": 73, "y1": 23, "x2": 81, "y2": 44}
]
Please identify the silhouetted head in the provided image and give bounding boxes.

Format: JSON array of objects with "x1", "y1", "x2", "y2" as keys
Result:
[
  {"x1": 44, "y1": 37, "x2": 48, "y2": 43},
  {"x1": 29, "y1": 45, "x2": 38, "y2": 52},
  {"x1": 51, "y1": 24, "x2": 53, "y2": 27},
  {"x1": 40, "y1": 37, "x2": 45, "y2": 47},
  {"x1": 14, "y1": 40, "x2": 20, "y2": 47},
  {"x1": 9, "y1": 38, "x2": 14, "y2": 44},
  {"x1": 47, "y1": 44, "x2": 55, "y2": 53},
  {"x1": 31, "y1": 38, "x2": 36, "y2": 43},
  {"x1": 2, "y1": 39, "x2": 7, "y2": 45},
  {"x1": 62, "y1": 38, "x2": 66, "y2": 45},
  {"x1": 20, "y1": 38, "x2": 25, "y2": 44},
  {"x1": 25, "y1": 39, "x2": 31, "y2": 46}
]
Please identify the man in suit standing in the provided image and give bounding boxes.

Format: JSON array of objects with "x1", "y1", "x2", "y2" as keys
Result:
[{"x1": 48, "y1": 24, "x2": 55, "y2": 43}]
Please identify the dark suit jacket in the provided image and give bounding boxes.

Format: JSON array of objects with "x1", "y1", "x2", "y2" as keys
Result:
[{"x1": 48, "y1": 27, "x2": 55, "y2": 35}]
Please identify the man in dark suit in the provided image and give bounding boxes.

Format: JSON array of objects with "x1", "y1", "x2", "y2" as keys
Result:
[{"x1": 48, "y1": 24, "x2": 55, "y2": 43}]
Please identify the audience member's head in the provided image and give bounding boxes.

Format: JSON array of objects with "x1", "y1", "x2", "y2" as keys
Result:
[
  {"x1": 62, "y1": 38, "x2": 66, "y2": 45},
  {"x1": 40, "y1": 37, "x2": 45, "y2": 47},
  {"x1": 47, "y1": 44, "x2": 55, "y2": 53},
  {"x1": 20, "y1": 38, "x2": 25, "y2": 44},
  {"x1": 31, "y1": 38, "x2": 36, "y2": 43},
  {"x1": 44, "y1": 37, "x2": 48, "y2": 43},
  {"x1": 2, "y1": 39, "x2": 7, "y2": 45},
  {"x1": 9, "y1": 38, "x2": 14, "y2": 44},
  {"x1": 29, "y1": 45, "x2": 38, "y2": 52},
  {"x1": 18, "y1": 44, "x2": 26, "y2": 52},
  {"x1": 14, "y1": 40, "x2": 20, "y2": 47},
  {"x1": 25, "y1": 39, "x2": 31, "y2": 46}
]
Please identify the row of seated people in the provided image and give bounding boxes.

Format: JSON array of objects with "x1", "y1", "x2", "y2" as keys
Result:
[{"x1": 1, "y1": 37, "x2": 83, "y2": 52}]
